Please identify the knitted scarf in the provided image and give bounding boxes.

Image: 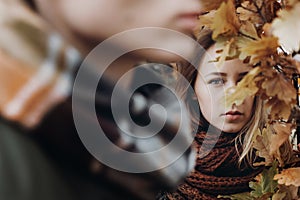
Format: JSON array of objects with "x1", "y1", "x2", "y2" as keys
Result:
[{"x1": 158, "y1": 128, "x2": 263, "y2": 200}]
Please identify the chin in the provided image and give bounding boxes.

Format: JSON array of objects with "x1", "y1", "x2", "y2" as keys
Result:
[{"x1": 221, "y1": 125, "x2": 243, "y2": 133}]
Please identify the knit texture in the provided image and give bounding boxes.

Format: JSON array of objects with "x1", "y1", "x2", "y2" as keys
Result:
[{"x1": 158, "y1": 128, "x2": 263, "y2": 200}]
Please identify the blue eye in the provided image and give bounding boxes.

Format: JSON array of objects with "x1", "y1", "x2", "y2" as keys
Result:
[{"x1": 208, "y1": 78, "x2": 225, "y2": 85}]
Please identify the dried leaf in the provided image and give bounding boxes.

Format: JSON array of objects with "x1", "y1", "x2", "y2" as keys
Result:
[
  {"x1": 269, "y1": 122, "x2": 292, "y2": 166},
  {"x1": 272, "y1": 2, "x2": 300, "y2": 53},
  {"x1": 267, "y1": 99, "x2": 292, "y2": 121},
  {"x1": 239, "y1": 36, "x2": 279, "y2": 64},
  {"x1": 253, "y1": 128, "x2": 274, "y2": 166},
  {"x1": 261, "y1": 72, "x2": 296, "y2": 105},
  {"x1": 236, "y1": 1, "x2": 263, "y2": 25},
  {"x1": 274, "y1": 167, "x2": 300, "y2": 187},
  {"x1": 273, "y1": 184, "x2": 299, "y2": 200},
  {"x1": 271, "y1": 190, "x2": 287, "y2": 200},
  {"x1": 236, "y1": 36, "x2": 256, "y2": 60},
  {"x1": 212, "y1": 0, "x2": 241, "y2": 39},
  {"x1": 225, "y1": 67, "x2": 261, "y2": 107},
  {"x1": 239, "y1": 21, "x2": 259, "y2": 40}
]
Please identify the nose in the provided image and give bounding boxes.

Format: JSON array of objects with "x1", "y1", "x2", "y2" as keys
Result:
[
  {"x1": 227, "y1": 86, "x2": 236, "y2": 95},
  {"x1": 226, "y1": 79, "x2": 238, "y2": 93}
]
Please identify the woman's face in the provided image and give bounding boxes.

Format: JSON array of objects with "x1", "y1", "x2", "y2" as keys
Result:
[
  {"x1": 37, "y1": 0, "x2": 203, "y2": 58},
  {"x1": 194, "y1": 46, "x2": 254, "y2": 133}
]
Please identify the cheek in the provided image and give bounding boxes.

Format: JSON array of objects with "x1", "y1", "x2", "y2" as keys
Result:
[
  {"x1": 195, "y1": 85, "x2": 214, "y2": 119},
  {"x1": 243, "y1": 96, "x2": 255, "y2": 119}
]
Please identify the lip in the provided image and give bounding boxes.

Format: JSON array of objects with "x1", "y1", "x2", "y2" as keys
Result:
[
  {"x1": 221, "y1": 111, "x2": 243, "y2": 121},
  {"x1": 225, "y1": 111, "x2": 242, "y2": 115}
]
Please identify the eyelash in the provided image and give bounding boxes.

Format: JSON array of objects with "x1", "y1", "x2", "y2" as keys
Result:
[
  {"x1": 207, "y1": 78, "x2": 225, "y2": 85},
  {"x1": 207, "y1": 75, "x2": 247, "y2": 86}
]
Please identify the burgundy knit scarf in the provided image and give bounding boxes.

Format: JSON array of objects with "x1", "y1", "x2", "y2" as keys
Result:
[{"x1": 158, "y1": 129, "x2": 263, "y2": 200}]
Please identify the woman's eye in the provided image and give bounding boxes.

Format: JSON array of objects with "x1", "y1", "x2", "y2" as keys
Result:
[{"x1": 208, "y1": 78, "x2": 225, "y2": 85}]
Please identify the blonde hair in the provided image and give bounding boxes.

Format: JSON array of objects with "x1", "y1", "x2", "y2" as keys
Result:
[{"x1": 175, "y1": 29, "x2": 266, "y2": 166}]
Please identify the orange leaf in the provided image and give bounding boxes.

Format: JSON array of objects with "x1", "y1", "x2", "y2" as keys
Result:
[{"x1": 274, "y1": 167, "x2": 300, "y2": 187}]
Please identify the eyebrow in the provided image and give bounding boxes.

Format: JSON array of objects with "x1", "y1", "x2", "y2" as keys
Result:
[{"x1": 205, "y1": 71, "x2": 249, "y2": 77}]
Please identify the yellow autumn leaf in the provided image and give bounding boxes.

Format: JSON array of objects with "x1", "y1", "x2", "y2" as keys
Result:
[
  {"x1": 272, "y1": 2, "x2": 300, "y2": 53},
  {"x1": 225, "y1": 67, "x2": 261, "y2": 107},
  {"x1": 274, "y1": 167, "x2": 300, "y2": 187},
  {"x1": 211, "y1": 0, "x2": 241, "y2": 39},
  {"x1": 239, "y1": 36, "x2": 279, "y2": 64},
  {"x1": 236, "y1": 36, "x2": 256, "y2": 61}
]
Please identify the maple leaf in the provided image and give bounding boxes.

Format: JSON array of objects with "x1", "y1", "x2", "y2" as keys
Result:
[
  {"x1": 249, "y1": 162, "x2": 278, "y2": 198},
  {"x1": 239, "y1": 36, "x2": 279, "y2": 64},
  {"x1": 274, "y1": 167, "x2": 300, "y2": 187},
  {"x1": 272, "y1": 2, "x2": 300, "y2": 53},
  {"x1": 211, "y1": 0, "x2": 241, "y2": 39},
  {"x1": 225, "y1": 67, "x2": 261, "y2": 108}
]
